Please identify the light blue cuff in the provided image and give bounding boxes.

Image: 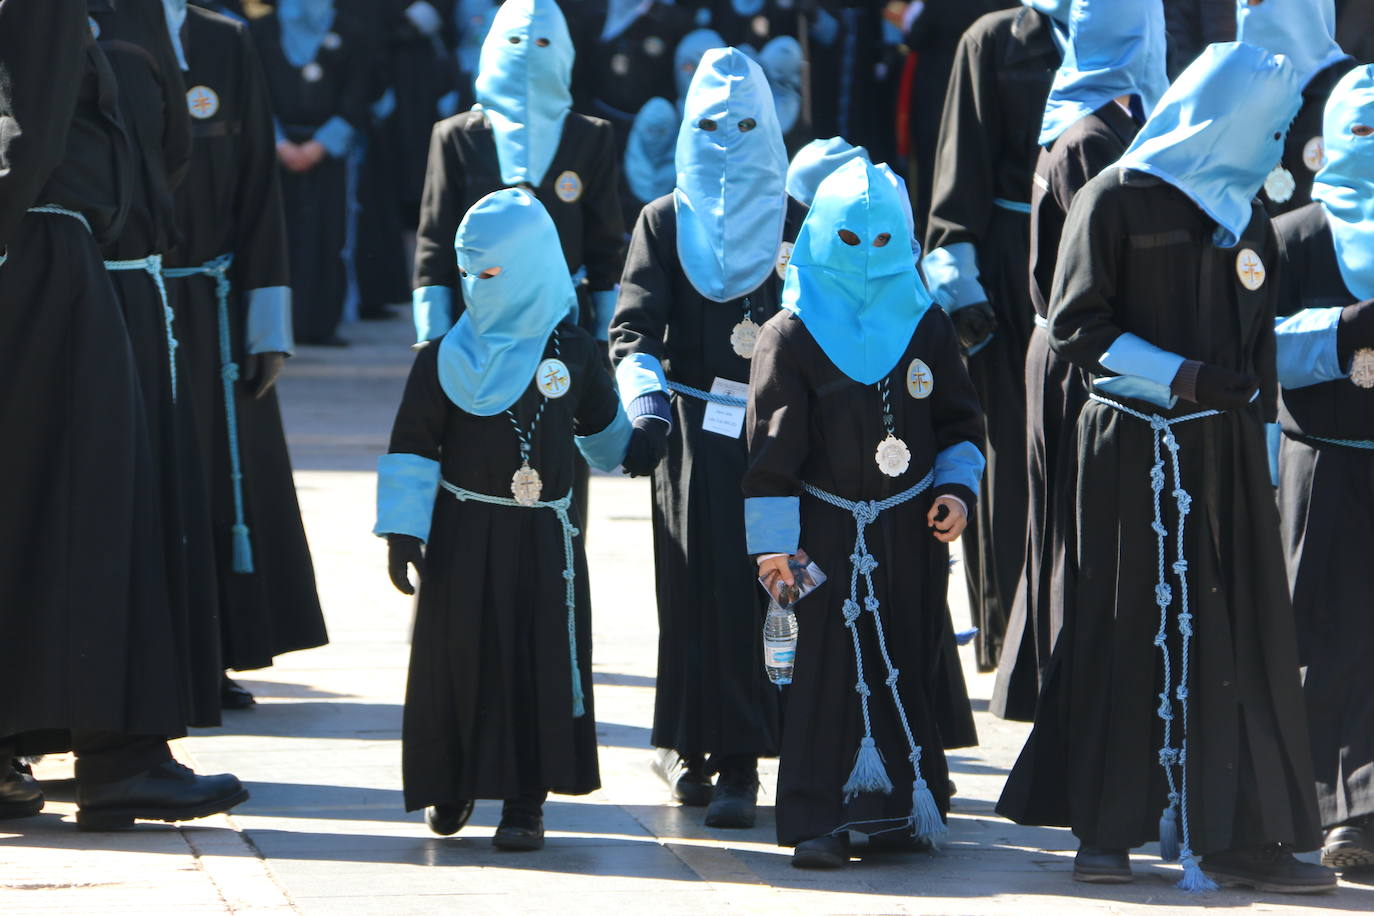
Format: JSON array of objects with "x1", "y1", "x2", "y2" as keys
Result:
[
  {"x1": 413, "y1": 285, "x2": 454, "y2": 342},
  {"x1": 1266, "y1": 422, "x2": 1282, "y2": 488},
  {"x1": 1275, "y1": 307, "x2": 1345, "y2": 390},
  {"x1": 314, "y1": 116, "x2": 357, "y2": 158},
  {"x1": 614, "y1": 352, "x2": 668, "y2": 410},
  {"x1": 1099, "y1": 332, "x2": 1187, "y2": 389},
  {"x1": 374, "y1": 453, "x2": 441, "y2": 542},
  {"x1": 592, "y1": 288, "x2": 618, "y2": 342},
  {"x1": 745, "y1": 496, "x2": 801, "y2": 555},
  {"x1": 274, "y1": 118, "x2": 286, "y2": 145},
  {"x1": 1092, "y1": 375, "x2": 1178, "y2": 410},
  {"x1": 576, "y1": 405, "x2": 632, "y2": 471},
  {"x1": 436, "y1": 90, "x2": 461, "y2": 119},
  {"x1": 933, "y1": 440, "x2": 985, "y2": 497},
  {"x1": 922, "y1": 242, "x2": 988, "y2": 312},
  {"x1": 372, "y1": 88, "x2": 397, "y2": 123},
  {"x1": 245, "y1": 286, "x2": 294, "y2": 355}
]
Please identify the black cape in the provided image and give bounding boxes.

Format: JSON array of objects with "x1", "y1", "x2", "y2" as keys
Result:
[
  {"x1": 608, "y1": 194, "x2": 807, "y2": 760},
  {"x1": 998, "y1": 169, "x2": 1322, "y2": 855},
  {"x1": 1259, "y1": 59, "x2": 1358, "y2": 218},
  {"x1": 391, "y1": 327, "x2": 619, "y2": 809},
  {"x1": 924, "y1": 5, "x2": 1058, "y2": 674},
  {"x1": 743, "y1": 309, "x2": 982, "y2": 846},
  {"x1": 993, "y1": 102, "x2": 1139, "y2": 722},
  {"x1": 1273, "y1": 202, "x2": 1374, "y2": 830},
  {"x1": 167, "y1": 6, "x2": 328, "y2": 672}
]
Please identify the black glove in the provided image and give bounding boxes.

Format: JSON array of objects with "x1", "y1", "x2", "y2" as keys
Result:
[
  {"x1": 950, "y1": 302, "x2": 997, "y2": 352},
  {"x1": 622, "y1": 417, "x2": 669, "y2": 477},
  {"x1": 1338, "y1": 300, "x2": 1374, "y2": 366},
  {"x1": 241, "y1": 352, "x2": 286, "y2": 399},
  {"x1": 387, "y1": 534, "x2": 425, "y2": 596},
  {"x1": 1172, "y1": 359, "x2": 1259, "y2": 411}
]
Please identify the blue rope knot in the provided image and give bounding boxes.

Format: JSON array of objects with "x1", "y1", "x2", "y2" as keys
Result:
[
  {"x1": 1155, "y1": 582, "x2": 1173, "y2": 606},
  {"x1": 1157, "y1": 695, "x2": 1174, "y2": 719},
  {"x1": 885, "y1": 670, "x2": 900, "y2": 687},
  {"x1": 1151, "y1": 520, "x2": 1169, "y2": 538},
  {"x1": 1158, "y1": 747, "x2": 1179, "y2": 767},
  {"x1": 1175, "y1": 684, "x2": 1189, "y2": 701},
  {"x1": 1162, "y1": 430, "x2": 1180, "y2": 453},
  {"x1": 1177, "y1": 612, "x2": 1194, "y2": 636},
  {"x1": 562, "y1": 569, "x2": 575, "y2": 581},
  {"x1": 855, "y1": 554, "x2": 879, "y2": 575},
  {"x1": 222, "y1": 362, "x2": 240, "y2": 382},
  {"x1": 1150, "y1": 463, "x2": 1166, "y2": 492},
  {"x1": 1149, "y1": 414, "x2": 1170, "y2": 432},
  {"x1": 1153, "y1": 632, "x2": 1168, "y2": 647},
  {"x1": 855, "y1": 680, "x2": 871, "y2": 697},
  {"x1": 1171, "y1": 559, "x2": 1189, "y2": 576},
  {"x1": 853, "y1": 501, "x2": 880, "y2": 525},
  {"x1": 842, "y1": 599, "x2": 861, "y2": 624},
  {"x1": 863, "y1": 595, "x2": 879, "y2": 612},
  {"x1": 1173, "y1": 489, "x2": 1193, "y2": 515}
]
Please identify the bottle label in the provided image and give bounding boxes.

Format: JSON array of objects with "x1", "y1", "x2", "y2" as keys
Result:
[{"x1": 764, "y1": 642, "x2": 795, "y2": 668}]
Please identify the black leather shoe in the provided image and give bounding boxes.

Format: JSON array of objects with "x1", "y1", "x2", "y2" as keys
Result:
[
  {"x1": 0, "y1": 761, "x2": 43, "y2": 819},
  {"x1": 221, "y1": 675, "x2": 256, "y2": 710},
  {"x1": 704, "y1": 770, "x2": 758, "y2": 829},
  {"x1": 76, "y1": 761, "x2": 248, "y2": 831},
  {"x1": 1202, "y1": 844, "x2": 1337, "y2": 893},
  {"x1": 425, "y1": 800, "x2": 474, "y2": 837},
  {"x1": 1073, "y1": 845, "x2": 1132, "y2": 883},
  {"x1": 492, "y1": 812, "x2": 545, "y2": 851},
  {"x1": 652, "y1": 749, "x2": 713, "y2": 807},
  {"x1": 792, "y1": 833, "x2": 851, "y2": 869},
  {"x1": 865, "y1": 831, "x2": 934, "y2": 854},
  {"x1": 1323, "y1": 823, "x2": 1374, "y2": 872}
]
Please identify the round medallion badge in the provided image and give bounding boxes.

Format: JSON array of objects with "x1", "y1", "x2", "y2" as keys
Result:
[
  {"x1": 554, "y1": 171, "x2": 583, "y2": 203},
  {"x1": 536, "y1": 358, "x2": 572, "y2": 398},
  {"x1": 775, "y1": 241, "x2": 795, "y2": 280},
  {"x1": 321, "y1": 31, "x2": 342, "y2": 51},
  {"x1": 1236, "y1": 248, "x2": 1266, "y2": 291},
  {"x1": 906, "y1": 358, "x2": 934, "y2": 399},
  {"x1": 1263, "y1": 165, "x2": 1295, "y2": 204},
  {"x1": 1303, "y1": 136, "x2": 1326, "y2": 172},
  {"x1": 302, "y1": 62, "x2": 324, "y2": 83},
  {"x1": 643, "y1": 36, "x2": 666, "y2": 57},
  {"x1": 1351, "y1": 349, "x2": 1374, "y2": 389},
  {"x1": 730, "y1": 319, "x2": 759, "y2": 359},
  {"x1": 611, "y1": 53, "x2": 630, "y2": 76},
  {"x1": 186, "y1": 86, "x2": 220, "y2": 120}
]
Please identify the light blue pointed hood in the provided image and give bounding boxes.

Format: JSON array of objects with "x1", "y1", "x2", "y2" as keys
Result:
[
  {"x1": 474, "y1": 0, "x2": 574, "y2": 187},
  {"x1": 437, "y1": 189, "x2": 579, "y2": 415},
  {"x1": 1115, "y1": 41, "x2": 1301, "y2": 247},
  {"x1": 1236, "y1": 0, "x2": 1350, "y2": 89},
  {"x1": 1022, "y1": 0, "x2": 1073, "y2": 24},
  {"x1": 785, "y1": 136, "x2": 870, "y2": 207},
  {"x1": 1040, "y1": 0, "x2": 1168, "y2": 146},
  {"x1": 1313, "y1": 64, "x2": 1374, "y2": 300},
  {"x1": 625, "y1": 97, "x2": 678, "y2": 204},
  {"x1": 674, "y1": 47, "x2": 789, "y2": 302},
  {"x1": 162, "y1": 0, "x2": 188, "y2": 69},
  {"x1": 782, "y1": 158, "x2": 934, "y2": 385},
  {"x1": 601, "y1": 0, "x2": 648, "y2": 41},
  {"x1": 674, "y1": 29, "x2": 726, "y2": 101},
  {"x1": 759, "y1": 36, "x2": 803, "y2": 135},
  {"x1": 456, "y1": 0, "x2": 499, "y2": 76},
  {"x1": 278, "y1": 0, "x2": 335, "y2": 68}
]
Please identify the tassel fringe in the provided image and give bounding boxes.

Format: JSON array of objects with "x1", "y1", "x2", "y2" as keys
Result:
[
  {"x1": 1158, "y1": 808, "x2": 1180, "y2": 862},
  {"x1": 231, "y1": 524, "x2": 255, "y2": 574},
  {"x1": 570, "y1": 657, "x2": 586, "y2": 718},
  {"x1": 842, "y1": 737, "x2": 893, "y2": 799},
  {"x1": 1177, "y1": 856, "x2": 1217, "y2": 893},
  {"x1": 911, "y1": 780, "x2": 946, "y2": 841}
]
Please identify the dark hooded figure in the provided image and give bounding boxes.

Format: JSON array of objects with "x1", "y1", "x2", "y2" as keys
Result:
[
  {"x1": 997, "y1": 42, "x2": 1333, "y2": 894},
  {"x1": 0, "y1": 0, "x2": 244, "y2": 830},
  {"x1": 609, "y1": 48, "x2": 802, "y2": 829},
  {"x1": 993, "y1": 0, "x2": 1167, "y2": 721},
  {"x1": 1237, "y1": 0, "x2": 1356, "y2": 217},
  {"x1": 921, "y1": 0, "x2": 1063, "y2": 678},
  {"x1": 250, "y1": 0, "x2": 369, "y2": 345},
  {"x1": 743, "y1": 158, "x2": 983, "y2": 867},
  {"x1": 376, "y1": 190, "x2": 653, "y2": 850},
  {"x1": 1336, "y1": 0, "x2": 1374, "y2": 63},
  {"x1": 163, "y1": 0, "x2": 328, "y2": 703},
  {"x1": 1272, "y1": 63, "x2": 1374, "y2": 873}
]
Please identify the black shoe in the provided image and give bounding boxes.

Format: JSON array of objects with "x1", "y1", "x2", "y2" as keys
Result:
[
  {"x1": 652, "y1": 749, "x2": 713, "y2": 807},
  {"x1": 425, "y1": 800, "x2": 474, "y2": 837},
  {"x1": 792, "y1": 833, "x2": 851, "y2": 869},
  {"x1": 76, "y1": 760, "x2": 248, "y2": 831},
  {"x1": 1073, "y1": 845, "x2": 1132, "y2": 883},
  {"x1": 1323, "y1": 822, "x2": 1374, "y2": 872},
  {"x1": 704, "y1": 766, "x2": 758, "y2": 829},
  {"x1": 1202, "y1": 844, "x2": 1338, "y2": 894},
  {"x1": 358, "y1": 306, "x2": 397, "y2": 322},
  {"x1": 221, "y1": 675, "x2": 256, "y2": 710},
  {"x1": 492, "y1": 810, "x2": 544, "y2": 851},
  {"x1": 298, "y1": 334, "x2": 351, "y2": 348},
  {"x1": 865, "y1": 831, "x2": 935, "y2": 854},
  {"x1": 0, "y1": 760, "x2": 44, "y2": 819}
]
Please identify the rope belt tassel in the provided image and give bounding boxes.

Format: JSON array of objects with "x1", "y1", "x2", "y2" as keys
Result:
[
  {"x1": 439, "y1": 481, "x2": 586, "y2": 718},
  {"x1": 802, "y1": 469, "x2": 944, "y2": 842},
  {"x1": 163, "y1": 254, "x2": 255, "y2": 574},
  {"x1": 104, "y1": 253, "x2": 177, "y2": 402},
  {"x1": 1090, "y1": 393, "x2": 1220, "y2": 893}
]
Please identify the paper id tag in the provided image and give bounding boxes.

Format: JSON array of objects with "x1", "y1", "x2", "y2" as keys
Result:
[{"x1": 701, "y1": 377, "x2": 750, "y2": 439}]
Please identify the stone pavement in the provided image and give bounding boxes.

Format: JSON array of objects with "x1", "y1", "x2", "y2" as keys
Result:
[{"x1": 3, "y1": 318, "x2": 1372, "y2": 915}]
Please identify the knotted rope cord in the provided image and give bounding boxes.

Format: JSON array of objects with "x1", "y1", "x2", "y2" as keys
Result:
[
  {"x1": 507, "y1": 334, "x2": 559, "y2": 463},
  {"x1": 667, "y1": 381, "x2": 747, "y2": 408},
  {"x1": 1089, "y1": 393, "x2": 1220, "y2": 893},
  {"x1": 104, "y1": 253, "x2": 177, "y2": 402},
  {"x1": 801, "y1": 468, "x2": 945, "y2": 841},
  {"x1": 1308, "y1": 435, "x2": 1374, "y2": 449},
  {"x1": 3, "y1": 206, "x2": 93, "y2": 268},
  {"x1": 438, "y1": 481, "x2": 586, "y2": 718},
  {"x1": 163, "y1": 254, "x2": 256, "y2": 573}
]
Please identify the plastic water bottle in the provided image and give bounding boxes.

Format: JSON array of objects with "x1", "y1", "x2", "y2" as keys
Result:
[{"x1": 763, "y1": 596, "x2": 799, "y2": 686}]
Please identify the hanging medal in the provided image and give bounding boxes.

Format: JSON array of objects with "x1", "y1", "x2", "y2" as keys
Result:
[
  {"x1": 873, "y1": 378, "x2": 911, "y2": 477},
  {"x1": 506, "y1": 337, "x2": 564, "y2": 505},
  {"x1": 730, "y1": 295, "x2": 759, "y2": 359}
]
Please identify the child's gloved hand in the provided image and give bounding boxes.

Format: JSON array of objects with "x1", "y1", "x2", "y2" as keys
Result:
[
  {"x1": 621, "y1": 417, "x2": 668, "y2": 477},
  {"x1": 927, "y1": 496, "x2": 967, "y2": 543},
  {"x1": 387, "y1": 534, "x2": 425, "y2": 595}
]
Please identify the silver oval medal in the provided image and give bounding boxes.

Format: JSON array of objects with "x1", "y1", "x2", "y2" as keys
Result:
[
  {"x1": 1263, "y1": 165, "x2": 1295, "y2": 204},
  {"x1": 512, "y1": 463, "x2": 543, "y2": 506},
  {"x1": 1303, "y1": 136, "x2": 1326, "y2": 172},
  {"x1": 875, "y1": 434, "x2": 911, "y2": 478},
  {"x1": 302, "y1": 62, "x2": 324, "y2": 83},
  {"x1": 730, "y1": 319, "x2": 759, "y2": 359}
]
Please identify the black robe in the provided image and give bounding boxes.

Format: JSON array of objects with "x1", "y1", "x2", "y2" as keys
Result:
[
  {"x1": 0, "y1": 0, "x2": 189, "y2": 743},
  {"x1": 608, "y1": 195, "x2": 806, "y2": 760},
  {"x1": 1273, "y1": 202, "x2": 1374, "y2": 830},
  {"x1": 391, "y1": 327, "x2": 619, "y2": 809},
  {"x1": 92, "y1": 0, "x2": 223, "y2": 728},
  {"x1": 167, "y1": 6, "x2": 328, "y2": 672},
  {"x1": 1259, "y1": 60, "x2": 1358, "y2": 218},
  {"x1": 743, "y1": 308, "x2": 982, "y2": 846},
  {"x1": 924, "y1": 5, "x2": 1058, "y2": 674},
  {"x1": 413, "y1": 109, "x2": 626, "y2": 340},
  {"x1": 249, "y1": 11, "x2": 369, "y2": 344},
  {"x1": 998, "y1": 169, "x2": 1322, "y2": 856},
  {"x1": 993, "y1": 102, "x2": 1139, "y2": 722},
  {"x1": 1337, "y1": 0, "x2": 1374, "y2": 63}
]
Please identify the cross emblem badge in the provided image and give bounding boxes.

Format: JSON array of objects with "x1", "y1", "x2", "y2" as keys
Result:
[
  {"x1": 186, "y1": 86, "x2": 219, "y2": 120},
  {"x1": 1235, "y1": 248, "x2": 1266, "y2": 291},
  {"x1": 906, "y1": 358, "x2": 934, "y2": 399},
  {"x1": 536, "y1": 358, "x2": 571, "y2": 399}
]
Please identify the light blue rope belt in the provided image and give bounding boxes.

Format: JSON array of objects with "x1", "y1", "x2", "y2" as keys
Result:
[
  {"x1": 801, "y1": 469, "x2": 945, "y2": 842},
  {"x1": 667, "y1": 381, "x2": 747, "y2": 408},
  {"x1": 104, "y1": 253, "x2": 177, "y2": 403},
  {"x1": 1034, "y1": 313, "x2": 1050, "y2": 330},
  {"x1": 993, "y1": 197, "x2": 1032, "y2": 214},
  {"x1": 1089, "y1": 393, "x2": 1220, "y2": 893},
  {"x1": 438, "y1": 481, "x2": 586, "y2": 719},
  {"x1": 3, "y1": 205, "x2": 94, "y2": 268},
  {"x1": 1307, "y1": 435, "x2": 1374, "y2": 450},
  {"x1": 163, "y1": 253, "x2": 255, "y2": 574}
]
